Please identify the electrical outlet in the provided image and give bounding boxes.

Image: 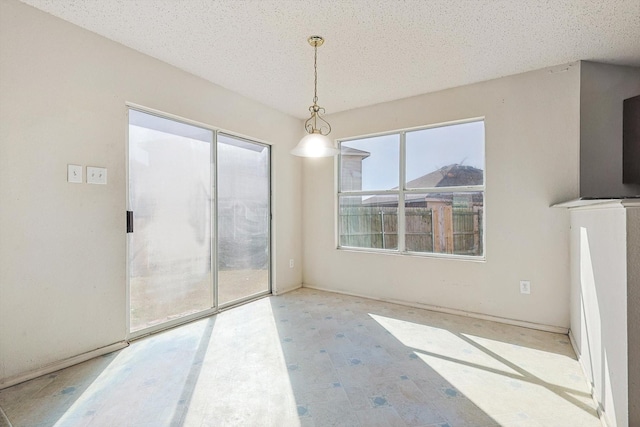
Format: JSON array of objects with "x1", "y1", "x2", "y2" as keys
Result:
[
  {"x1": 289, "y1": 259, "x2": 294, "y2": 268},
  {"x1": 520, "y1": 280, "x2": 531, "y2": 294}
]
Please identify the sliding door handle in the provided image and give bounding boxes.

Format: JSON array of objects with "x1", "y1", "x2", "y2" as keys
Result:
[{"x1": 126, "y1": 211, "x2": 134, "y2": 233}]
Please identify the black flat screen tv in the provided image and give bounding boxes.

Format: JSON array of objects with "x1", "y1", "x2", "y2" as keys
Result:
[{"x1": 623, "y1": 94, "x2": 640, "y2": 184}]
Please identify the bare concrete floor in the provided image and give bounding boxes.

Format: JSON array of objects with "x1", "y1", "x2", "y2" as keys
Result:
[{"x1": 0, "y1": 289, "x2": 599, "y2": 427}]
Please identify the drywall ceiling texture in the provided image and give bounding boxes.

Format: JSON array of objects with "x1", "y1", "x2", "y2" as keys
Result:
[
  {"x1": 0, "y1": 0, "x2": 303, "y2": 383},
  {"x1": 302, "y1": 63, "x2": 581, "y2": 330},
  {"x1": 17, "y1": 0, "x2": 640, "y2": 119}
]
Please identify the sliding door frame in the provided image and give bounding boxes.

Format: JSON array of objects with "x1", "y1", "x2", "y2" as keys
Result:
[
  {"x1": 217, "y1": 132, "x2": 272, "y2": 310},
  {"x1": 125, "y1": 103, "x2": 272, "y2": 341}
]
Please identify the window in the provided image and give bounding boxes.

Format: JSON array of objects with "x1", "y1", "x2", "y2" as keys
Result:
[{"x1": 338, "y1": 119, "x2": 485, "y2": 258}]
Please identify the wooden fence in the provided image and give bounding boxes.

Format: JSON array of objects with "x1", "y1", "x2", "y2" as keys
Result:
[{"x1": 339, "y1": 206, "x2": 482, "y2": 255}]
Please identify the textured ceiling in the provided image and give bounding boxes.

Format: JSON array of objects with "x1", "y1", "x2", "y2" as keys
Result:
[{"x1": 19, "y1": 0, "x2": 640, "y2": 119}]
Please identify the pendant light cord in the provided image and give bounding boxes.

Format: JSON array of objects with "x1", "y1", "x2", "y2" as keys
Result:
[
  {"x1": 302, "y1": 36, "x2": 331, "y2": 137},
  {"x1": 313, "y1": 44, "x2": 318, "y2": 105}
]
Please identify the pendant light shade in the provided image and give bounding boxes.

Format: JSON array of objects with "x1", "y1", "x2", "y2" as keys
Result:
[
  {"x1": 291, "y1": 36, "x2": 338, "y2": 157},
  {"x1": 290, "y1": 132, "x2": 338, "y2": 157}
]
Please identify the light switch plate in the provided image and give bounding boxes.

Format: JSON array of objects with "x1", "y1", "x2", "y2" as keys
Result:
[
  {"x1": 67, "y1": 164, "x2": 83, "y2": 183},
  {"x1": 87, "y1": 167, "x2": 107, "y2": 184}
]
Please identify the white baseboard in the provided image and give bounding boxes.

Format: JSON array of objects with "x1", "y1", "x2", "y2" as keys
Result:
[
  {"x1": 568, "y1": 328, "x2": 580, "y2": 357},
  {"x1": 568, "y1": 330, "x2": 610, "y2": 427},
  {"x1": 273, "y1": 283, "x2": 302, "y2": 296},
  {"x1": 0, "y1": 341, "x2": 128, "y2": 390},
  {"x1": 302, "y1": 284, "x2": 568, "y2": 334}
]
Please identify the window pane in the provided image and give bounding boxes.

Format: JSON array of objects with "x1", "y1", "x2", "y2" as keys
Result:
[
  {"x1": 339, "y1": 195, "x2": 399, "y2": 250},
  {"x1": 217, "y1": 134, "x2": 270, "y2": 305},
  {"x1": 340, "y1": 134, "x2": 399, "y2": 192},
  {"x1": 405, "y1": 192, "x2": 483, "y2": 256},
  {"x1": 406, "y1": 121, "x2": 484, "y2": 189}
]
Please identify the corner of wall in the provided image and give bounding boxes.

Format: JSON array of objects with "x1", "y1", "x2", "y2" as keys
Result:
[
  {"x1": 579, "y1": 61, "x2": 640, "y2": 197},
  {"x1": 626, "y1": 207, "x2": 640, "y2": 426}
]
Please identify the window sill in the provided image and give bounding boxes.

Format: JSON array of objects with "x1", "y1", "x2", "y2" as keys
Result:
[{"x1": 336, "y1": 246, "x2": 486, "y2": 262}]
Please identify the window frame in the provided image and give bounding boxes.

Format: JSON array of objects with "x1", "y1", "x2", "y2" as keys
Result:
[{"x1": 336, "y1": 117, "x2": 486, "y2": 260}]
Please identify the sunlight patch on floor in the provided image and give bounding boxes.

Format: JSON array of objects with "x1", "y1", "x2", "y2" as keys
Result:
[
  {"x1": 181, "y1": 298, "x2": 300, "y2": 426},
  {"x1": 369, "y1": 312, "x2": 601, "y2": 427},
  {"x1": 52, "y1": 319, "x2": 210, "y2": 426}
]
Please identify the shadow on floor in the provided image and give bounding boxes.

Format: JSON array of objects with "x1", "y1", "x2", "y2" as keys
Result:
[
  {"x1": 0, "y1": 288, "x2": 599, "y2": 427},
  {"x1": 270, "y1": 288, "x2": 599, "y2": 427},
  {"x1": 0, "y1": 316, "x2": 216, "y2": 427}
]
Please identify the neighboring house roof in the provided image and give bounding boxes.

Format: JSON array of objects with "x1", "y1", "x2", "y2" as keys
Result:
[
  {"x1": 406, "y1": 164, "x2": 483, "y2": 188},
  {"x1": 340, "y1": 147, "x2": 371, "y2": 159},
  {"x1": 360, "y1": 164, "x2": 483, "y2": 205}
]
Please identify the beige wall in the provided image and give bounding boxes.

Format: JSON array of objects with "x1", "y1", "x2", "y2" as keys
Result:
[
  {"x1": 302, "y1": 63, "x2": 581, "y2": 329},
  {"x1": 580, "y1": 61, "x2": 640, "y2": 197},
  {"x1": 0, "y1": 0, "x2": 303, "y2": 383}
]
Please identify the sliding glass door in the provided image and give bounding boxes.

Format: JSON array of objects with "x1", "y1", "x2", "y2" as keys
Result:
[
  {"x1": 127, "y1": 109, "x2": 271, "y2": 335},
  {"x1": 217, "y1": 134, "x2": 271, "y2": 306},
  {"x1": 128, "y1": 109, "x2": 214, "y2": 333}
]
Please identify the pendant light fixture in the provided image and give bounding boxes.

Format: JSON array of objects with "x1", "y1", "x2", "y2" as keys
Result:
[{"x1": 291, "y1": 36, "x2": 339, "y2": 157}]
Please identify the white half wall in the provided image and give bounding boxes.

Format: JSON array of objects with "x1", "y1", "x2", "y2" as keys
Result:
[
  {"x1": 0, "y1": 0, "x2": 303, "y2": 384},
  {"x1": 302, "y1": 63, "x2": 581, "y2": 329},
  {"x1": 568, "y1": 202, "x2": 638, "y2": 427}
]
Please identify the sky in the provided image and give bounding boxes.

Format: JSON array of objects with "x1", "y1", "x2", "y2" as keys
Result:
[{"x1": 341, "y1": 120, "x2": 485, "y2": 191}]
